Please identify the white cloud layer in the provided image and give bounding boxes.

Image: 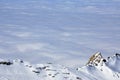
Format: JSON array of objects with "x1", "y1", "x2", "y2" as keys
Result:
[
  {"x1": 0, "y1": 0, "x2": 120, "y2": 67},
  {"x1": 16, "y1": 43, "x2": 45, "y2": 52}
]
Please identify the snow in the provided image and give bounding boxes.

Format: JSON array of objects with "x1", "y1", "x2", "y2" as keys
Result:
[
  {"x1": 0, "y1": 53, "x2": 120, "y2": 80},
  {"x1": 78, "y1": 53, "x2": 120, "y2": 80},
  {"x1": 0, "y1": 61, "x2": 39, "y2": 80}
]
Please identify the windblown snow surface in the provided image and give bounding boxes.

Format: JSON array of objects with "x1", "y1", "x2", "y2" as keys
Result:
[{"x1": 0, "y1": 52, "x2": 120, "y2": 80}]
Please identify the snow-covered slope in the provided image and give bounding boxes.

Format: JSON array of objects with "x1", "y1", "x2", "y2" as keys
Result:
[
  {"x1": 0, "y1": 53, "x2": 120, "y2": 80},
  {"x1": 78, "y1": 52, "x2": 120, "y2": 80}
]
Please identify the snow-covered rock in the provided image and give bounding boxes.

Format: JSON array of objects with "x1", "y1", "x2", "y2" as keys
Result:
[
  {"x1": 0, "y1": 53, "x2": 120, "y2": 80},
  {"x1": 78, "y1": 52, "x2": 120, "y2": 80}
]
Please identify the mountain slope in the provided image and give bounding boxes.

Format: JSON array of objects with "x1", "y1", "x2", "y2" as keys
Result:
[
  {"x1": 0, "y1": 53, "x2": 120, "y2": 80},
  {"x1": 78, "y1": 52, "x2": 120, "y2": 80}
]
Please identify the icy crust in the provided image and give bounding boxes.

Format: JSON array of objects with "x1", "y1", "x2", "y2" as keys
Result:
[{"x1": 0, "y1": 53, "x2": 120, "y2": 80}]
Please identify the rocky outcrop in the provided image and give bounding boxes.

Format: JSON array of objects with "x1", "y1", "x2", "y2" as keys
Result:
[{"x1": 86, "y1": 52, "x2": 104, "y2": 66}]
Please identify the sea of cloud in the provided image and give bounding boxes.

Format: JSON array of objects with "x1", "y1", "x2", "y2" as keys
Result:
[{"x1": 0, "y1": 0, "x2": 120, "y2": 67}]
